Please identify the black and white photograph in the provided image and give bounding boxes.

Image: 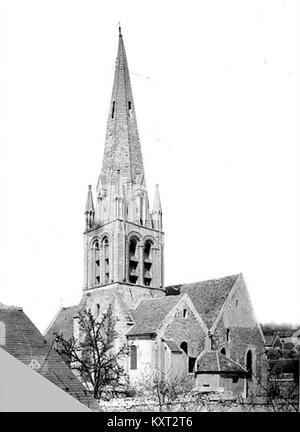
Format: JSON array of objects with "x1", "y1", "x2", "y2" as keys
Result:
[{"x1": 0, "y1": 0, "x2": 299, "y2": 417}]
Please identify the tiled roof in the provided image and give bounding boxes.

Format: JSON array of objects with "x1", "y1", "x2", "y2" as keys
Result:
[
  {"x1": 282, "y1": 342, "x2": 295, "y2": 351},
  {"x1": 165, "y1": 274, "x2": 239, "y2": 329},
  {"x1": 44, "y1": 305, "x2": 78, "y2": 342},
  {"x1": 127, "y1": 296, "x2": 181, "y2": 336},
  {"x1": 196, "y1": 350, "x2": 247, "y2": 374},
  {"x1": 266, "y1": 348, "x2": 281, "y2": 360},
  {"x1": 0, "y1": 347, "x2": 91, "y2": 412},
  {"x1": 164, "y1": 340, "x2": 182, "y2": 353},
  {"x1": 0, "y1": 307, "x2": 100, "y2": 411},
  {"x1": 115, "y1": 292, "x2": 135, "y2": 323}
]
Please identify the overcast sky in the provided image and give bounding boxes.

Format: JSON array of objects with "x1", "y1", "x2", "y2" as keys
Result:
[{"x1": 1, "y1": 0, "x2": 299, "y2": 332}]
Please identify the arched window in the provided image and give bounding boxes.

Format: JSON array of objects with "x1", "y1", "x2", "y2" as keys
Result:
[
  {"x1": 220, "y1": 347, "x2": 226, "y2": 356},
  {"x1": 143, "y1": 240, "x2": 153, "y2": 286},
  {"x1": 246, "y1": 350, "x2": 253, "y2": 380},
  {"x1": 180, "y1": 341, "x2": 188, "y2": 355},
  {"x1": 92, "y1": 240, "x2": 100, "y2": 286},
  {"x1": 130, "y1": 345, "x2": 137, "y2": 370},
  {"x1": 128, "y1": 237, "x2": 139, "y2": 284},
  {"x1": 102, "y1": 237, "x2": 110, "y2": 284}
]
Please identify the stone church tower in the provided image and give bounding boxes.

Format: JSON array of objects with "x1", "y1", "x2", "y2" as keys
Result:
[
  {"x1": 81, "y1": 28, "x2": 164, "y2": 341},
  {"x1": 45, "y1": 28, "x2": 267, "y2": 396}
]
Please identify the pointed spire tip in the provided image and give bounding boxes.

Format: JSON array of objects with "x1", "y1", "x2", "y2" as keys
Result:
[
  {"x1": 118, "y1": 24, "x2": 122, "y2": 37},
  {"x1": 85, "y1": 184, "x2": 95, "y2": 214}
]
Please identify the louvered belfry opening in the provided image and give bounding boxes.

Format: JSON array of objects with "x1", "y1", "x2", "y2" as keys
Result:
[
  {"x1": 128, "y1": 237, "x2": 139, "y2": 284},
  {"x1": 103, "y1": 237, "x2": 110, "y2": 284},
  {"x1": 93, "y1": 240, "x2": 100, "y2": 286},
  {"x1": 143, "y1": 240, "x2": 152, "y2": 286}
]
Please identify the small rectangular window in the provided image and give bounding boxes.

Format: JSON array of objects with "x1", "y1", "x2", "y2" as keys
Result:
[
  {"x1": 112, "y1": 101, "x2": 115, "y2": 118},
  {"x1": 188, "y1": 356, "x2": 196, "y2": 373},
  {"x1": 226, "y1": 329, "x2": 230, "y2": 342},
  {"x1": 128, "y1": 101, "x2": 132, "y2": 117},
  {"x1": 183, "y1": 308, "x2": 188, "y2": 319}
]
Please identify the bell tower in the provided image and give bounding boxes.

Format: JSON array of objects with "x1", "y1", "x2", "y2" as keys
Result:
[{"x1": 83, "y1": 28, "x2": 164, "y2": 306}]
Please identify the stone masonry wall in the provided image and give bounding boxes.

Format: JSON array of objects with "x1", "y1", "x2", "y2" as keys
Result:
[
  {"x1": 84, "y1": 220, "x2": 164, "y2": 290},
  {"x1": 161, "y1": 299, "x2": 207, "y2": 361},
  {"x1": 211, "y1": 276, "x2": 267, "y2": 396},
  {"x1": 82, "y1": 282, "x2": 164, "y2": 374}
]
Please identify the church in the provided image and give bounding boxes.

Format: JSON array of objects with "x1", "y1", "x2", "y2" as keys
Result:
[{"x1": 45, "y1": 28, "x2": 267, "y2": 398}]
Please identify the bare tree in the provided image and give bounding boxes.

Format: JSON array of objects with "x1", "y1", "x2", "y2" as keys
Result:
[
  {"x1": 137, "y1": 366, "x2": 194, "y2": 411},
  {"x1": 54, "y1": 304, "x2": 129, "y2": 400}
]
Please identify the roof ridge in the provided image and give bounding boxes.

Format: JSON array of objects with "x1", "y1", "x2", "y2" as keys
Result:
[
  {"x1": 138, "y1": 295, "x2": 179, "y2": 303},
  {"x1": 0, "y1": 302, "x2": 23, "y2": 311},
  {"x1": 165, "y1": 273, "x2": 241, "y2": 289},
  {"x1": 43, "y1": 306, "x2": 65, "y2": 336},
  {"x1": 62, "y1": 304, "x2": 78, "y2": 311}
]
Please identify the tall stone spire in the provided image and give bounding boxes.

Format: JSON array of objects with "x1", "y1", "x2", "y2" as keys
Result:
[
  {"x1": 83, "y1": 28, "x2": 164, "y2": 293},
  {"x1": 97, "y1": 27, "x2": 145, "y2": 195}
]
